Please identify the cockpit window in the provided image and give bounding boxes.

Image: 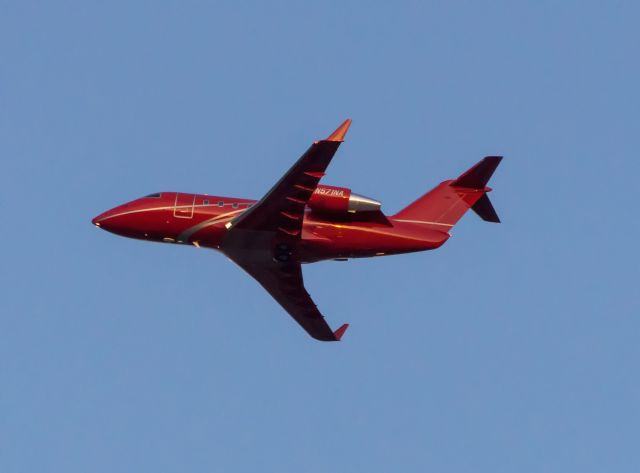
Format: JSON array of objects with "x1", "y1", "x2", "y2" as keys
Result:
[{"x1": 144, "y1": 193, "x2": 162, "y2": 198}]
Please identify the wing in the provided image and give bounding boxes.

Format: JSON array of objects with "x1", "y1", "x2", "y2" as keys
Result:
[
  {"x1": 228, "y1": 255, "x2": 349, "y2": 342},
  {"x1": 221, "y1": 119, "x2": 352, "y2": 341},
  {"x1": 227, "y1": 119, "x2": 352, "y2": 237}
]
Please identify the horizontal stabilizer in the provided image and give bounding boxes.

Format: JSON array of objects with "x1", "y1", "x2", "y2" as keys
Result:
[
  {"x1": 452, "y1": 156, "x2": 503, "y2": 189},
  {"x1": 472, "y1": 193, "x2": 500, "y2": 223}
]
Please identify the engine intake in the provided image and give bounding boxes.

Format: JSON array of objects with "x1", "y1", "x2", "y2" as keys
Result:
[{"x1": 308, "y1": 185, "x2": 381, "y2": 214}]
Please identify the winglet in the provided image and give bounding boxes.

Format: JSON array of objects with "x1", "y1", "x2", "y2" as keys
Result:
[
  {"x1": 333, "y1": 323, "x2": 350, "y2": 341},
  {"x1": 325, "y1": 119, "x2": 352, "y2": 142}
]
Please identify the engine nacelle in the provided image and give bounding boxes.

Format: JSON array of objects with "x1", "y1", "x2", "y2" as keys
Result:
[{"x1": 308, "y1": 185, "x2": 381, "y2": 214}]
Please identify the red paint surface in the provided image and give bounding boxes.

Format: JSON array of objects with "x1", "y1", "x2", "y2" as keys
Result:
[
  {"x1": 92, "y1": 120, "x2": 502, "y2": 341},
  {"x1": 92, "y1": 191, "x2": 454, "y2": 261}
]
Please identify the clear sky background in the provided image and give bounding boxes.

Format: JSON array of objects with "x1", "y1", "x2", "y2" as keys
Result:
[{"x1": 1, "y1": 1, "x2": 639, "y2": 472}]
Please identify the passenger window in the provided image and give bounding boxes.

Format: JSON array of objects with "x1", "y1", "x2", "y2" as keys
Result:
[
  {"x1": 232, "y1": 202, "x2": 239, "y2": 209},
  {"x1": 203, "y1": 199, "x2": 209, "y2": 205},
  {"x1": 218, "y1": 201, "x2": 224, "y2": 207}
]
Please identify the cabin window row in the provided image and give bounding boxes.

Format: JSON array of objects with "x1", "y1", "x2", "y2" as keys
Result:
[
  {"x1": 201, "y1": 200, "x2": 247, "y2": 209},
  {"x1": 143, "y1": 194, "x2": 249, "y2": 209}
]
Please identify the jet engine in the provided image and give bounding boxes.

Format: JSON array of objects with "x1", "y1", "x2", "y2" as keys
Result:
[{"x1": 307, "y1": 185, "x2": 381, "y2": 214}]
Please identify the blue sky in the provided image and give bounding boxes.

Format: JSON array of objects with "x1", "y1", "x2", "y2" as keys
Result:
[{"x1": 1, "y1": 1, "x2": 639, "y2": 472}]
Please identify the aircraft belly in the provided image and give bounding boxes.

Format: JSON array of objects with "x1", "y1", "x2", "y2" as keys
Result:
[{"x1": 299, "y1": 224, "x2": 448, "y2": 262}]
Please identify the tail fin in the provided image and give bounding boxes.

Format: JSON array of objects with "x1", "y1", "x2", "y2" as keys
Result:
[{"x1": 392, "y1": 156, "x2": 503, "y2": 228}]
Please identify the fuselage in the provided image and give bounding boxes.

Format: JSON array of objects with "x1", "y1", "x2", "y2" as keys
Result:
[{"x1": 92, "y1": 192, "x2": 449, "y2": 263}]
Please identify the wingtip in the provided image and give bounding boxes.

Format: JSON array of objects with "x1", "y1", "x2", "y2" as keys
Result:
[
  {"x1": 325, "y1": 119, "x2": 352, "y2": 142},
  {"x1": 333, "y1": 323, "x2": 350, "y2": 341}
]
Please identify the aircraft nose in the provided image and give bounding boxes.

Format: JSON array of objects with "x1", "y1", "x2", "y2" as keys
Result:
[
  {"x1": 91, "y1": 204, "x2": 137, "y2": 237},
  {"x1": 92, "y1": 209, "x2": 116, "y2": 229}
]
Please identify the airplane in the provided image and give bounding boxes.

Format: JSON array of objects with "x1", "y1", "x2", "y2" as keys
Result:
[{"x1": 92, "y1": 119, "x2": 502, "y2": 342}]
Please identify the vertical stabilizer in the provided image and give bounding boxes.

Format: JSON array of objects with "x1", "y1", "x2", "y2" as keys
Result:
[{"x1": 392, "y1": 156, "x2": 503, "y2": 227}]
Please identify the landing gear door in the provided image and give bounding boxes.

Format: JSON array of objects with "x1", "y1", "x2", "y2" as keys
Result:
[{"x1": 174, "y1": 193, "x2": 195, "y2": 218}]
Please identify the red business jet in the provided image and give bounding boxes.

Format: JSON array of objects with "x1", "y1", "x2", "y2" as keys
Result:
[{"x1": 93, "y1": 120, "x2": 502, "y2": 341}]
